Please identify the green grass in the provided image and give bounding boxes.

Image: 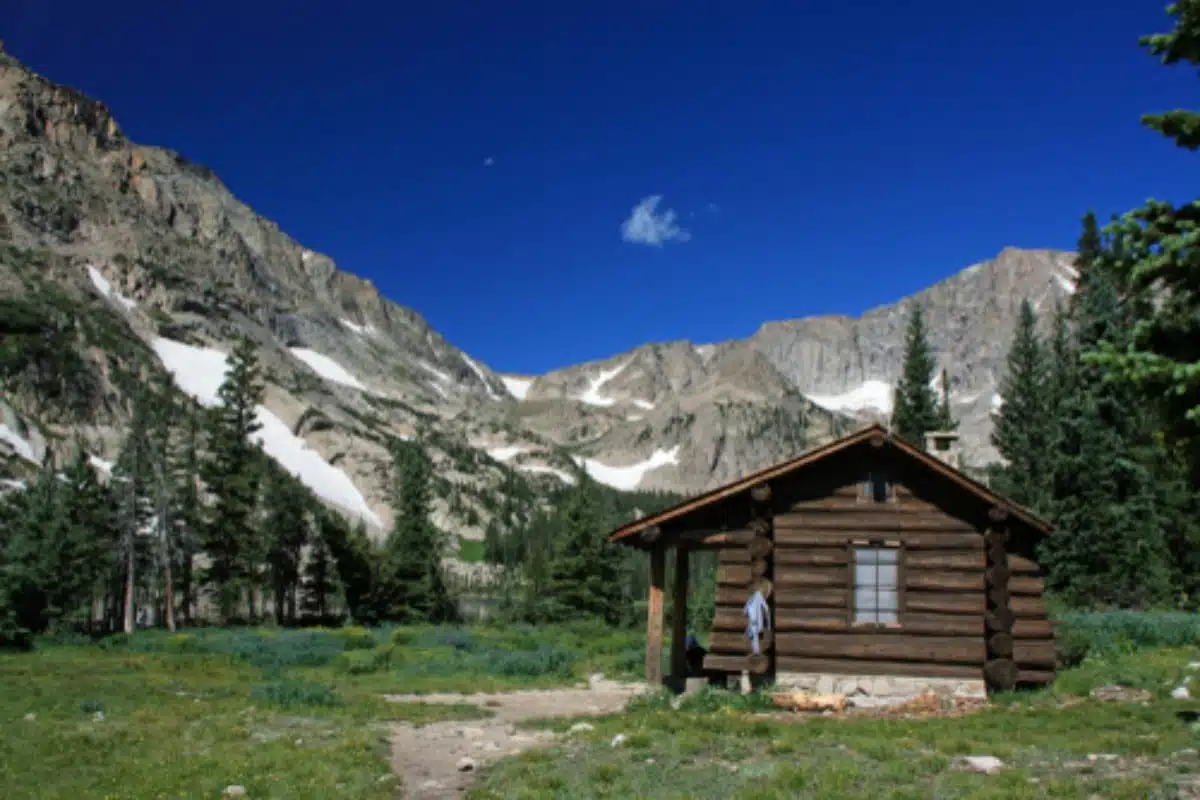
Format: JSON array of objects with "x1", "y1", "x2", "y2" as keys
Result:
[
  {"x1": 473, "y1": 646, "x2": 1200, "y2": 799},
  {"x1": 0, "y1": 622, "x2": 644, "y2": 799}
]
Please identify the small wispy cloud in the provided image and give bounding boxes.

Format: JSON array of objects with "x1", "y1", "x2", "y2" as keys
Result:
[
  {"x1": 620, "y1": 195, "x2": 690, "y2": 247},
  {"x1": 483, "y1": 157, "x2": 495, "y2": 167}
]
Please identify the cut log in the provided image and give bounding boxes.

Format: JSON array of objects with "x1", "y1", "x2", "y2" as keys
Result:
[
  {"x1": 1009, "y1": 576, "x2": 1044, "y2": 596},
  {"x1": 904, "y1": 550, "x2": 985, "y2": 571},
  {"x1": 896, "y1": 612, "x2": 984, "y2": 636},
  {"x1": 750, "y1": 518, "x2": 772, "y2": 537},
  {"x1": 984, "y1": 564, "x2": 1011, "y2": 586},
  {"x1": 775, "y1": 547, "x2": 849, "y2": 567},
  {"x1": 773, "y1": 610, "x2": 849, "y2": 632},
  {"x1": 905, "y1": 569, "x2": 984, "y2": 592},
  {"x1": 776, "y1": 568, "x2": 846, "y2": 589},
  {"x1": 988, "y1": 506, "x2": 1010, "y2": 523},
  {"x1": 1012, "y1": 619, "x2": 1055, "y2": 639},
  {"x1": 788, "y1": 496, "x2": 942, "y2": 514},
  {"x1": 1014, "y1": 639, "x2": 1056, "y2": 668},
  {"x1": 703, "y1": 653, "x2": 769, "y2": 674},
  {"x1": 985, "y1": 607, "x2": 1015, "y2": 632},
  {"x1": 775, "y1": 529, "x2": 982, "y2": 550},
  {"x1": 715, "y1": 586, "x2": 752, "y2": 605},
  {"x1": 750, "y1": 483, "x2": 772, "y2": 505},
  {"x1": 986, "y1": 587, "x2": 1011, "y2": 608},
  {"x1": 746, "y1": 536, "x2": 773, "y2": 560},
  {"x1": 986, "y1": 632, "x2": 1014, "y2": 659},
  {"x1": 903, "y1": 591, "x2": 986, "y2": 615},
  {"x1": 775, "y1": 632, "x2": 985, "y2": 665},
  {"x1": 717, "y1": 565, "x2": 754, "y2": 586},
  {"x1": 1008, "y1": 554, "x2": 1042, "y2": 576},
  {"x1": 984, "y1": 525, "x2": 1010, "y2": 545},
  {"x1": 775, "y1": 512, "x2": 979, "y2": 533},
  {"x1": 1011, "y1": 596, "x2": 1046, "y2": 617},
  {"x1": 750, "y1": 577, "x2": 773, "y2": 599},
  {"x1": 776, "y1": 656, "x2": 982, "y2": 680},
  {"x1": 686, "y1": 528, "x2": 757, "y2": 548},
  {"x1": 1017, "y1": 669, "x2": 1055, "y2": 685},
  {"x1": 984, "y1": 658, "x2": 1018, "y2": 690},
  {"x1": 774, "y1": 588, "x2": 848, "y2": 609},
  {"x1": 709, "y1": 630, "x2": 773, "y2": 654}
]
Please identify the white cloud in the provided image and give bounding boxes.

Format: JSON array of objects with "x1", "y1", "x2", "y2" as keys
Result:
[
  {"x1": 620, "y1": 195, "x2": 690, "y2": 247},
  {"x1": 484, "y1": 157, "x2": 495, "y2": 167}
]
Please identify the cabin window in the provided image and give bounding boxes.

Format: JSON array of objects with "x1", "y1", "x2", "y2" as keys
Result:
[
  {"x1": 852, "y1": 546, "x2": 899, "y2": 624},
  {"x1": 862, "y1": 471, "x2": 890, "y2": 503}
]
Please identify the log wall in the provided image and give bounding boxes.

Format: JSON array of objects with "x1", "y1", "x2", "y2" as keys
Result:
[{"x1": 766, "y1": 474, "x2": 1055, "y2": 686}]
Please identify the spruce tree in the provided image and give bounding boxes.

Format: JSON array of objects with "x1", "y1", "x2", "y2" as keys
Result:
[
  {"x1": 1042, "y1": 252, "x2": 1175, "y2": 608},
  {"x1": 114, "y1": 382, "x2": 157, "y2": 631},
  {"x1": 990, "y1": 299, "x2": 1049, "y2": 511},
  {"x1": 170, "y1": 407, "x2": 204, "y2": 625},
  {"x1": 301, "y1": 523, "x2": 340, "y2": 621},
  {"x1": 378, "y1": 440, "x2": 457, "y2": 623},
  {"x1": 891, "y1": 304, "x2": 941, "y2": 447},
  {"x1": 936, "y1": 368, "x2": 957, "y2": 431},
  {"x1": 1086, "y1": 4, "x2": 1200, "y2": 485},
  {"x1": 261, "y1": 467, "x2": 312, "y2": 624},
  {"x1": 201, "y1": 337, "x2": 265, "y2": 622},
  {"x1": 540, "y1": 479, "x2": 624, "y2": 625}
]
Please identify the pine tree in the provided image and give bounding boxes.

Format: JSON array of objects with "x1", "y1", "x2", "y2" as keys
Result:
[
  {"x1": 170, "y1": 407, "x2": 204, "y2": 625},
  {"x1": 1086, "y1": 4, "x2": 1200, "y2": 486},
  {"x1": 301, "y1": 522, "x2": 340, "y2": 621},
  {"x1": 378, "y1": 440, "x2": 457, "y2": 623},
  {"x1": 1042, "y1": 250, "x2": 1175, "y2": 608},
  {"x1": 201, "y1": 337, "x2": 265, "y2": 622},
  {"x1": 936, "y1": 368, "x2": 957, "y2": 431},
  {"x1": 890, "y1": 304, "x2": 941, "y2": 447},
  {"x1": 540, "y1": 479, "x2": 624, "y2": 625},
  {"x1": 261, "y1": 466, "x2": 313, "y2": 624},
  {"x1": 990, "y1": 299, "x2": 1049, "y2": 511},
  {"x1": 114, "y1": 382, "x2": 157, "y2": 632}
]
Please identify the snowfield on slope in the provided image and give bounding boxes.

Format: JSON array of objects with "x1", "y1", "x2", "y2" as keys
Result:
[
  {"x1": 151, "y1": 337, "x2": 382, "y2": 527},
  {"x1": 86, "y1": 265, "x2": 137, "y2": 311},
  {"x1": 501, "y1": 376, "x2": 533, "y2": 400},
  {"x1": 578, "y1": 361, "x2": 630, "y2": 407},
  {"x1": 289, "y1": 348, "x2": 367, "y2": 390},
  {"x1": 573, "y1": 446, "x2": 680, "y2": 491},
  {"x1": 808, "y1": 380, "x2": 894, "y2": 415}
]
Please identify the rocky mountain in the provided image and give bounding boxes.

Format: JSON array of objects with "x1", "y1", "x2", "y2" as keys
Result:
[{"x1": 0, "y1": 46, "x2": 1074, "y2": 545}]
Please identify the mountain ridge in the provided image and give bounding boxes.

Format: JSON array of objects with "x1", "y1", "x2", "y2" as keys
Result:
[{"x1": 0, "y1": 49, "x2": 1073, "y2": 545}]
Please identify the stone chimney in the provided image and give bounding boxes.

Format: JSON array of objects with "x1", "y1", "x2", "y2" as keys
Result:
[{"x1": 924, "y1": 430, "x2": 962, "y2": 470}]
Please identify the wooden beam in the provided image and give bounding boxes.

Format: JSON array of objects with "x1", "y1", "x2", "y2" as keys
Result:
[
  {"x1": 642, "y1": 526, "x2": 661, "y2": 543},
  {"x1": 670, "y1": 546, "x2": 689, "y2": 681},
  {"x1": 988, "y1": 506, "x2": 1010, "y2": 523},
  {"x1": 645, "y1": 544, "x2": 666, "y2": 686}
]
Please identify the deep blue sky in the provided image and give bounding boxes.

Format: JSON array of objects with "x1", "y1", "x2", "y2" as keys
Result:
[{"x1": 7, "y1": 1, "x2": 1196, "y2": 374}]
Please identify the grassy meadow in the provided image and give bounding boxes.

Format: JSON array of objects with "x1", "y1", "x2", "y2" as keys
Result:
[{"x1": 0, "y1": 613, "x2": 1198, "y2": 799}]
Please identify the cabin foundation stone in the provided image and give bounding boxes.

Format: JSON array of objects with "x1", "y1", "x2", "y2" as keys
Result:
[{"x1": 775, "y1": 672, "x2": 987, "y2": 700}]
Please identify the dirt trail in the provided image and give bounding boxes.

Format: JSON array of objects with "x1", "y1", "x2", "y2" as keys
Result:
[{"x1": 386, "y1": 676, "x2": 648, "y2": 798}]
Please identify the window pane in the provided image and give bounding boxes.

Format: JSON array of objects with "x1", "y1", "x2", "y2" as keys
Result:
[
  {"x1": 877, "y1": 589, "x2": 898, "y2": 612},
  {"x1": 854, "y1": 563, "x2": 877, "y2": 588},
  {"x1": 877, "y1": 563, "x2": 898, "y2": 588},
  {"x1": 854, "y1": 548, "x2": 879, "y2": 566},
  {"x1": 854, "y1": 587, "x2": 877, "y2": 611},
  {"x1": 853, "y1": 607, "x2": 878, "y2": 624},
  {"x1": 876, "y1": 608, "x2": 898, "y2": 624},
  {"x1": 877, "y1": 549, "x2": 898, "y2": 565}
]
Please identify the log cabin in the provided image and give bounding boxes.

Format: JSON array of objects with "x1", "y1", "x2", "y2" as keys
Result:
[{"x1": 608, "y1": 423, "x2": 1055, "y2": 699}]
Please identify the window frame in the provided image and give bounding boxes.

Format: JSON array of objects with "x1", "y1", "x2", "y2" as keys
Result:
[
  {"x1": 848, "y1": 538, "x2": 905, "y2": 629},
  {"x1": 858, "y1": 470, "x2": 894, "y2": 504}
]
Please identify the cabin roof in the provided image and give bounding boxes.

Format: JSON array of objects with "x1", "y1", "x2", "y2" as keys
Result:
[{"x1": 608, "y1": 423, "x2": 1053, "y2": 546}]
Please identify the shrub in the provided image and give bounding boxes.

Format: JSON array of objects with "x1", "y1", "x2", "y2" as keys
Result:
[
  {"x1": 250, "y1": 679, "x2": 343, "y2": 709},
  {"x1": 1055, "y1": 611, "x2": 1200, "y2": 664},
  {"x1": 335, "y1": 644, "x2": 394, "y2": 675},
  {"x1": 333, "y1": 626, "x2": 377, "y2": 651}
]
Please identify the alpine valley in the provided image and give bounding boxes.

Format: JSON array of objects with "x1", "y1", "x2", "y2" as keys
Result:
[{"x1": 0, "y1": 46, "x2": 1079, "y2": 555}]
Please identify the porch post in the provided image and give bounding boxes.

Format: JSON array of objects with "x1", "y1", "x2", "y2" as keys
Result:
[
  {"x1": 670, "y1": 545, "x2": 690, "y2": 683},
  {"x1": 645, "y1": 543, "x2": 666, "y2": 686}
]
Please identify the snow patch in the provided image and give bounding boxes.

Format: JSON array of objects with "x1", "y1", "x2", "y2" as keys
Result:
[
  {"x1": 0, "y1": 423, "x2": 37, "y2": 463},
  {"x1": 289, "y1": 348, "x2": 366, "y2": 390},
  {"x1": 501, "y1": 376, "x2": 533, "y2": 400},
  {"x1": 417, "y1": 360, "x2": 453, "y2": 384},
  {"x1": 963, "y1": 263, "x2": 983, "y2": 275},
  {"x1": 578, "y1": 361, "x2": 630, "y2": 407},
  {"x1": 1055, "y1": 273, "x2": 1077, "y2": 295},
  {"x1": 573, "y1": 446, "x2": 680, "y2": 491},
  {"x1": 627, "y1": 414, "x2": 644, "y2": 422},
  {"x1": 151, "y1": 337, "x2": 381, "y2": 527},
  {"x1": 631, "y1": 398, "x2": 655, "y2": 410},
  {"x1": 694, "y1": 344, "x2": 716, "y2": 360},
  {"x1": 991, "y1": 393, "x2": 1005, "y2": 412},
  {"x1": 808, "y1": 380, "x2": 893, "y2": 415},
  {"x1": 89, "y1": 455, "x2": 114, "y2": 474},
  {"x1": 429, "y1": 381, "x2": 450, "y2": 400},
  {"x1": 340, "y1": 319, "x2": 374, "y2": 337},
  {"x1": 487, "y1": 445, "x2": 527, "y2": 462},
  {"x1": 461, "y1": 354, "x2": 500, "y2": 399},
  {"x1": 0, "y1": 479, "x2": 25, "y2": 491},
  {"x1": 517, "y1": 464, "x2": 577, "y2": 485},
  {"x1": 86, "y1": 265, "x2": 136, "y2": 310}
]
